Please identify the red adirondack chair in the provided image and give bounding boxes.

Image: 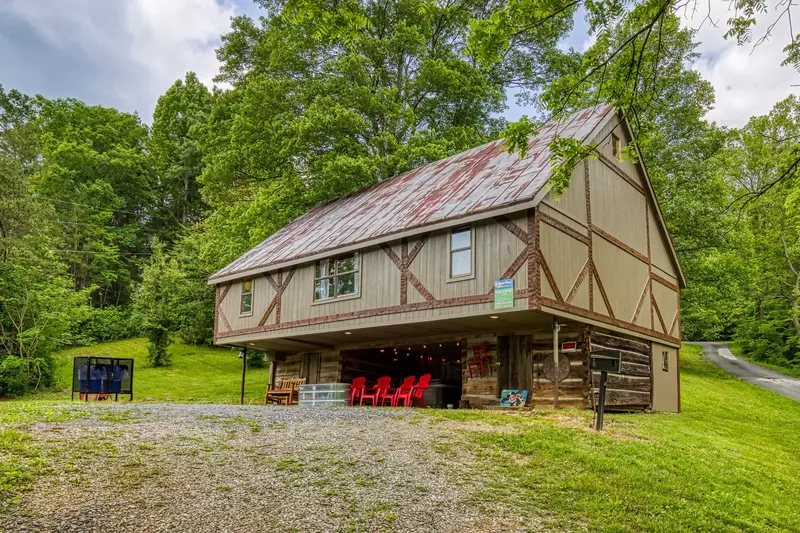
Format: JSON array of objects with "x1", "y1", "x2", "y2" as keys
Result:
[
  {"x1": 467, "y1": 341, "x2": 491, "y2": 378},
  {"x1": 349, "y1": 376, "x2": 366, "y2": 405},
  {"x1": 384, "y1": 375, "x2": 416, "y2": 407},
  {"x1": 396, "y1": 374, "x2": 431, "y2": 408},
  {"x1": 360, "y1": 376, "x2": 392, "y2": 406}
]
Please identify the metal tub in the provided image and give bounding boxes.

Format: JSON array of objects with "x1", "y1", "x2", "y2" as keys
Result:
[{"x1": 298, "y1": 383, "x2": 351, "y2": 408}]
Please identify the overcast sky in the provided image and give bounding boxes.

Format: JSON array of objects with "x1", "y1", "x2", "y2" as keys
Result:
[{"x1": 0, "y1": 0, "x2": 797, "y2": 128}]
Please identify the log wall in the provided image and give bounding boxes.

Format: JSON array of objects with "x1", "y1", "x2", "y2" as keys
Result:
[{"x1": 589, "y1": 331, "x2": 652, "y2": 410}]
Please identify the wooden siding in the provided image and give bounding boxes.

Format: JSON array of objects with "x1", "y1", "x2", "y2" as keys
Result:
[
  {"x1": 536, "y1": 119, "x2": 680, "y2": 346},
  {"x1": 651, "y1": 342, "x2": 680, "y2": 412},
  {"x1": 216, "y1": 214, "x2": 531, "y2": 343}
]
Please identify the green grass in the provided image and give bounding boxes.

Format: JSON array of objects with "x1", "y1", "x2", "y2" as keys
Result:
[
  {"x1": 36, "y1": 338, "x2": 271, "y2": 404},
  {"x1": 435, "y1": 344, "x2": 800, "y2": 532}
]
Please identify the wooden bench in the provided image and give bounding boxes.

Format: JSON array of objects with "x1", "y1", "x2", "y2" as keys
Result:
[{"x1": 265, "y1": 378, "x2": 307, "y2": 405}]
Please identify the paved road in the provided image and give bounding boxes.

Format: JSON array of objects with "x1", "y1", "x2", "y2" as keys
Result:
[{"x1": 696, "y1": 342, "x2": 800, "y2": 402}]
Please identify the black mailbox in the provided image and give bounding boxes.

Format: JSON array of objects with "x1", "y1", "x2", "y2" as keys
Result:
[{"x1": 590, "y1": 349, "x2": 621, "y2": 373}]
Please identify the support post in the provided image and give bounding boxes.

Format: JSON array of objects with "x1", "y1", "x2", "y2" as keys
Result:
[
  {"x1": 240, "y1": 348, "x2": 247, "y2": 405},
  {"x1": 553, "y1": 319, "x2": 560, "y2": 409},
  {"x1": 596, "y1": 370, "x2": 608, "y2": 431}
]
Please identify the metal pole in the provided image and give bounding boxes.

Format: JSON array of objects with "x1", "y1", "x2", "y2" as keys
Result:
[
  {"x1": 596, "y1": 370, "x2": 607, "y2": 431},
  {"x1": 552, "y1": 319, "x2": 560, "y2": 409},
  {"x1": 240, "y1": 348, "x2": 247, "y2": 405}
]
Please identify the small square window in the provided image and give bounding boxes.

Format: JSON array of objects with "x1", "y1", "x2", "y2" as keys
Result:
[{"x1": 662, "y1": 351, "x2": 669, "y2": 372}]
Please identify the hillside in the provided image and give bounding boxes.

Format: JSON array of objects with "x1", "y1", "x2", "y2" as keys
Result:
[{"x1": 43, "y1": 339, "x2": 271, "y2": 404}]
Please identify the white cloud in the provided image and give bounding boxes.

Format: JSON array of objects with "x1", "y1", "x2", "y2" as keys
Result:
[
  {"x1": 685, "y1": 0, "x2": 800, "y2": 127},
  {"x1": 0, "y1": 0, "x2": 238, "y2": 121}
]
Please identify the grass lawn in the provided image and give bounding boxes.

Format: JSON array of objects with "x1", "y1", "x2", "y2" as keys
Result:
[
  {"x1": 36, "y1": 338, "x2": 272, "y2": 404},
  {"x1": 434, "y1": 344, "x2": 800, "y2": 532}
]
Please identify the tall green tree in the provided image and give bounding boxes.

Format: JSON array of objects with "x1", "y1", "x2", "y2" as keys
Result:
[
  {"x1": 149, "y1": 72, "x2": 213, "y2": 237},
  {"x1": 33, "y1": 99, "x2": 154, "y2": 308},
  {"x1": 0, "y1": 86, "x2": 88, "y2": 395},
  {"x1": 134, "y1": 239, "x2": 182, "y2": 366}
]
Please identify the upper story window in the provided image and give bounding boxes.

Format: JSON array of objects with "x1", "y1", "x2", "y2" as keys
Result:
[
  {"x1": 612, "y1": 133, "x2": 621, "y2": 160},
  {"x1": 314, "y1": 252, "x2": 360, "y2": 301},
  {"x1": 240, "y1": 279, "x2": 253, "y2": 315},
  {"x1": 449, "y1": 226, "x2": 473, "y2": 278}
]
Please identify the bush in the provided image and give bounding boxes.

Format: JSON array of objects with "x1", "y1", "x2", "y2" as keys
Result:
[
  {"x1": 247, "y1": 350, "x2": 266, "y2": 369},
  {"x1": 0, "y1": 355, "x2": 53, "y2": 397},
  {"x1": 75, "y1": 307, "x2": 137, "y2": 344},
  {"x1": 146, "y1": 326, "x2": 172, "y2": 367}
]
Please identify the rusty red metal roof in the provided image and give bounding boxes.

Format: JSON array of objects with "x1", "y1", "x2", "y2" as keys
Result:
[{"x1": 210, "y1": 105, "x2": 615, "y2": 282}]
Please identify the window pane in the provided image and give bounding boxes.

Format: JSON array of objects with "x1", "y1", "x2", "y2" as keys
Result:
[
  {"x1": 316, "y1": 259, "x2": 333, "y2": 278},
  {"x1": 315, "y1": 278, "x2": 333, "y2": 300},
  {"x1": 242, "y1": 280, "x2": 253, "y2": 294},
  {"x1": 336, "y1": 254, "x2": 356, "y2": 273},
  {"x1": 337, "y1": 272, "x2": 358, "y2": 296},
  {"x1": 240, "y1": 293, "x2": 252, "y2": 314},
  {"x1": 451, "y1": 227, "x2": 470, "y2": 250},
  {"x1": 451, "y1": 249, "x2": 471, "y2": 277}
]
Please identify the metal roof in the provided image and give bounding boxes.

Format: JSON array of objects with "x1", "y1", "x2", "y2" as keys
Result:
[{"x1": 210, "y1": 105, "x2": 615, "y2": 282}]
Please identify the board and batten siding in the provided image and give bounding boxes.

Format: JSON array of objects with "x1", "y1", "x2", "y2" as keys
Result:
[
  {"x1": 535, "y1": 118, "x2": 681, "y2": 346},
  {"x1": 215, "y1": 214, "x2": 530, "y2": 343}
]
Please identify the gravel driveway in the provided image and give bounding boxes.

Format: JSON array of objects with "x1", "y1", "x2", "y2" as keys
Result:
[{"x1": 3, "y1": 404, "x2": 525, "y2": 533}]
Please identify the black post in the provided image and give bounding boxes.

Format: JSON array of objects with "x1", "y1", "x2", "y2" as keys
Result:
[
  {"x1": 596, "y1": 370, "x2": 607, "y2": 431},
  {"x1": 240, "y1": 348, "x2": 247, "y2": 405}
]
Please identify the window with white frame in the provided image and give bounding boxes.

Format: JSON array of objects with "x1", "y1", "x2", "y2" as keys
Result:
[
  {"x1": 314, "y1": 253, "x2": 359, "y2": 301},
  {"x1": 450, "y1": 226, "x2": 472, "y2": 278},
  {"x1": 240, "y1": 279, "x2": 253, "y2": 315}
]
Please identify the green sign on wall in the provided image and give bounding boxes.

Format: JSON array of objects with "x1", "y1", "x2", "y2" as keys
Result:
[{"x1": 494, "y1": 278, "x2": 514, "y2": 309}]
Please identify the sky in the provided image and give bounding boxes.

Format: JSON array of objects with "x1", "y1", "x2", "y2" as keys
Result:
[{"x1": 0, "y1": 0, "x2": 797, "y2": 128}]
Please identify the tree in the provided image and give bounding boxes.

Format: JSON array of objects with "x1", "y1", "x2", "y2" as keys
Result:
[
  {"x1": 34, "y1": 98, "x2": 154, "y2": 308},
  {"x1": 728, "y1": 96, "x2": 800, "y2": 365},
  {"x1": 134, "y1": 239, "x2": 182, "y2": 366},
  {"x1": 149, "y1": 72, "x2": 213, "y2": 237},
  {"x1": 0, "y1": 86, "x2": 89, "y2": 395}
]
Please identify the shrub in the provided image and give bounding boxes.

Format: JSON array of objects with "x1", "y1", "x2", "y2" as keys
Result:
[
  {"x1": 76, "y1": 307, "x2": 137, "y2": 344},
  {"x1": 0, "y1": 355, "x2": 53, "y2": 397}
]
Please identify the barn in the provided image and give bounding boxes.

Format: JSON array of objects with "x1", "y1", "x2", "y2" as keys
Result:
[{"x1": 208, "y1": 105, "x2": 683, "y2": 412}]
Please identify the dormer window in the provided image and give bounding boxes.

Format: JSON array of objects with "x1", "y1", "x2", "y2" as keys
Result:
[{"x1": 314, "y1": 253, "x2": 360, "y2": 301}]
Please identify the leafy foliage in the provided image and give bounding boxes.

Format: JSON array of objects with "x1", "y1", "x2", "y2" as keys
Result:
[
  {"x1": 133, "y1": 239, "x2": 182, "y2": 367},
  {"x1": 5, "y1": 0, "x2": 800, "y2": 394}
]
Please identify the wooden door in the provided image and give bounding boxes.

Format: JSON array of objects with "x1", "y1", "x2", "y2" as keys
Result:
[
  {"x1": 301, "y1": 353, "x2": 321, "y2": 384},
  {"x1": 497, "y1": 335, "x2": 532, "y2": 394}
]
